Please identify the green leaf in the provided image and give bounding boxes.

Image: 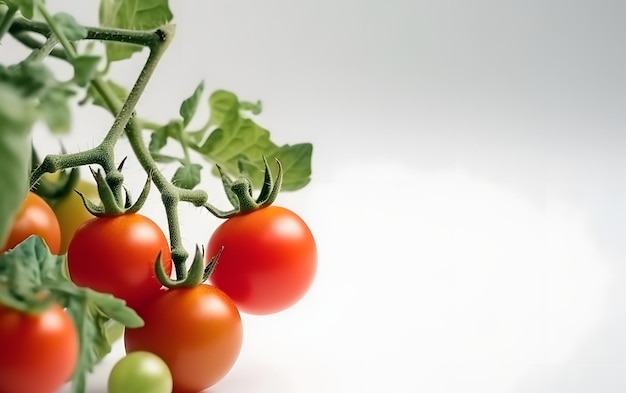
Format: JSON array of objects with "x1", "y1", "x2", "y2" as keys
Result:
[
  {"x1": 53, "y1": 12, "x2": 88, "y2": 41},
  {"x1": 172, "y1": 163, "x2": 202, "y2": 189},
  {"x1": 0, "y1": 84, "x2": 35, "y2": 248},
  {"x1": 148, "y1": 120, "x2": 180, "y2": 153},
  {"x1": 0, "y1": 61, "x2": 55, "y2": 98},
  {"x1": 99, "y1": 0, "x2": 173, "y2": 62},
  {"x1": 86, "y1": 290, "x2": 143, "y2": 328},
  {"x1": 180, "y1": 81, "x2": 204, "y2": 128},
  {"x1": 208, "y1": 89, "x2": 240, "y2": 127},
  {"x1": 240, "y1": 99, "x2": 263, "y2": 115},
  {"x1": 86, "y1": 79, "x2": 128, "y2": 110},
  {"x1": 3, "y1": 0, "x2": 36, "y2": 19},
  {"x1": 72, "y1": 55, "x2": 101, "y2": 87},
  {"x1": 0, "y1": 235, "x2": 144, "y2": 393},
  {"x1": 39, "y1": 87, "x2": 72, "y2": 134},
  {"x1": 238, "y1": 143, "x2": 313, "y2": 191},
  {"x1": 149, "y1": 125, "x2": 168, "y2": 152}
]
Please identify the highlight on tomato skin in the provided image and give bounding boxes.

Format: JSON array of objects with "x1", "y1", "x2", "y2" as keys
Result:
[
  {"x1": 207, "y1": 205, "x2": 318, "y2": 315},
  {"x1": 66, "y1": 213, "x2": 173, "y2": 312},
  {"x1": 0, "y1": 303, "x2": 79, "y2": 393},
  {"x1": 1, "y1": 191, "x2": 61, "y2": 255},
  {"x1": 124, "y1": 284, "x2": 243, "y2": 393}
]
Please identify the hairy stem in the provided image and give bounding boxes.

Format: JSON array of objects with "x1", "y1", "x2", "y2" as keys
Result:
[
  {"x1": 36, "y1": 4, "x2": 78, "y2": 59},
  {"x1": 24, "y1": 34, "x2": 59, "y2": 62},
  {"x1": 0, "y1": 6, "x2": 17, "y2": 43},
  {"x1": 10, "y1": 13, "x2": 167, "y2": 48}
]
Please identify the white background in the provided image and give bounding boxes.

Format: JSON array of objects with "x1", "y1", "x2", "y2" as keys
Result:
[{"x1": 11, "y1": 0, "x2": 626, "y2": 392}]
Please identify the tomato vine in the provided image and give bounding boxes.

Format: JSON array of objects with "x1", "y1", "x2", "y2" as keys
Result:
[{"x1": 0, "y1": 1, "x2": 317, "y2": 392}]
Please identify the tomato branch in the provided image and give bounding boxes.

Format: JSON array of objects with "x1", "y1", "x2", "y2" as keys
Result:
[{"x1": 0, "y1": 6, "x2": 17, "y2": 43}]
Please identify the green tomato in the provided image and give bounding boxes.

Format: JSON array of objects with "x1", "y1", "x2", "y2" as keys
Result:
[{"x1": 108, "y1": 351, "x2": 173, "y2": 393}]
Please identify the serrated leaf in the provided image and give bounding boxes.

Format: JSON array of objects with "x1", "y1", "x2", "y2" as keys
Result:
[
  {"x1": 149, "y1": 120, "x2": 180, "y2": 153},
  {"x1": 180, "y1": 81, "x2": 204, "y2": 128},
  {"x1": 199, "y1": 119, "x2": 277, "y2": 185},
  {"x1": 86, "y1": 290, "x2": 143, "y2": 327},
  {"x1": 240, "y1": 99, "x2": 262, "y2": 115},
  {"x1": 53, "y1": 12, "x2": 88, "y2": 41},
  {"x1": 172, "y1": 163, "x2": 202, "y2": 189},
  {"x1": 0, "y1": 236, "x2": 65, "y2": 285},
  {"x1": 99, "y1": 0, "x2": 173, "y2": 62},
  {"x1": 238, "y1": 144, "x2": 313, "y2": 191},
  {"x1": 0, "y1": 235, "x2": 144, "y2": 393},
  {"x1": 0, "y1": 84, "x2": 35, "y2": 247},
  {"x1": 149, "y1": 126, "x2": 169, "y2": 152},
  {"x1": 40, "y1": 88, "x2": 72, "y2": 134},
  {"x1": 0, "y1": 61, "x2": 55, "y2": 98},
  {"x1": 72, "y1": 55, "x2": 101, "y2": 87},
  {"x1": 208, "y1": 89, "x2": 240, "y2": 127},
  {"x1": 3, "y1": 0, "x2": 35, "y2": 19}
]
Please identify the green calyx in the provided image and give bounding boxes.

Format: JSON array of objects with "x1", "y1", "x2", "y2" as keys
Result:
[
  {"x1": 205, "y1": 156, "x2": 283, "y2": 218},
  {"x1": 77, "y1": 160, "x2": 151, "y2": 217},
  {"x1": 155, "y1": 245, "x2": 222, "y2": 288}
]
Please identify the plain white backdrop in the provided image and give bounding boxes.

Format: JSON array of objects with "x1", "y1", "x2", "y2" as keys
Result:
[{"x1": 13, "y1": 0, "x2": 626, "y2": 392}]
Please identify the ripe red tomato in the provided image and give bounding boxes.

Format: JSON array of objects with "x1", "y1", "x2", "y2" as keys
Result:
[
  {"x1": 66, "y1": 213, "x2": 172, "y2": 311},
  {"x1": 124, "y1": 285, "x2": 243, "y2": 393},
  {"x1": 207, "y1": 205, "x2": 317, "y2": 315},
  {"x1": 1, "y1": 191, "x2": 61, "y2": 254},
  {"x1": 0, "y1": 303, "x2": 79, "y2": 393}
]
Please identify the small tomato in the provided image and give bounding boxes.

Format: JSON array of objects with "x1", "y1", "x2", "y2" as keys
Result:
[
  {"x1": 0, "y1": 303, "x2": 79, "y2": 393},
  {"x1": 124, "y1": 285, "x2": 243, "y2": 393},
  {"x1": 207, "y1": 205, "x2": 317, "y2": 314},
  {"x1": 1, "y1": 191, "x2": 61, "y2": 254},
  {"x1": 108, "y1": 351, "x2": 173, "y2": 393}
]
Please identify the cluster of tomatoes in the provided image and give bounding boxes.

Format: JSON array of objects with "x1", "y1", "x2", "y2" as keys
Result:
[{"x1": 0, "y1": 177, "x2": 317, "y2": 393}]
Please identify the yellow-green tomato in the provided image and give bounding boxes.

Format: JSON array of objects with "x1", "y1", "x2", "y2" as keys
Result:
[
  {"x1": 108, "y1": 351, "x2": 173, "y2": 393},
  {"x1": 52, "y1": 180, "x2": 99, "y2": 254}
]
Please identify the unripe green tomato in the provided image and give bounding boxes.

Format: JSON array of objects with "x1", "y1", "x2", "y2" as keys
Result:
[{"x1": 107, "y1": 351, "x2": 173, "y2": 393}]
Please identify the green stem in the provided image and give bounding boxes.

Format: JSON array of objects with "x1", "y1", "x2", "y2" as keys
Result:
[
  {"x1": 177, "y1": 125, "x2": 191, "y2": 165},
  {"x1": 137, "y1": 118, "x2": 162, "y2": 131},
  {"x1": 24, "y1": 34, "x2": 59, "y2": 62},
  {"x1": 10, "y1": 14, "x2": 167, "y2": 49},
  {"x1": 36, "y1": 3, "x2": 78, "y2": 59},
  {"x1": 101, "y1": 26, "x2": 175, "y2": 146},
  {"x1": 0, "y1": 6, "x2": 17, "y2": 43}
]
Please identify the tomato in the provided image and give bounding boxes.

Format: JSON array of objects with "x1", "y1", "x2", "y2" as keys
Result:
[
  {"x1": 108, "y1": 351, "x2": 173, "y2": 393},
  {"x1": 0, "y1": 303, "x2": 79, "y2": 393},
  {"x1": 206, "y1": 205, "x2": 317, "y2": 314},
  {"x1": 124, "y1": 285, "x2": 243, "y2": 393},
  {"x1": 52, "y1": 180, "x2": 99, "y2": 254},
  {"x1": 1, "y1": 191, "x2": 61, "y2": 255},
  {"x1": 67, "y1": 214, "x2": 173, "y2": 311}
]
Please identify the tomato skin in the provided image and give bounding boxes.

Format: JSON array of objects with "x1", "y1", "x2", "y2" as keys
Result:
[
  {"x1": 124, "y1": 285, "x2": 243, "y2": 393},
  {"x1": 2, "y1": 191, "x2": 61, "y2": 254},
  {"x1": 0, "y1": 303, "x2": 79, "y2": 393},
  {"x1": 53, "y1": 180, "x2": 99, "y2": 254},
  {"x1": 207, "y1": 206, "x2": 317, "y2": 314},
  {"x1": 108, "y1": 351, "x2": 173, "y2": 393},
  {"x1": 67, "y1": 214, "x2": 173, "y2": 311}
]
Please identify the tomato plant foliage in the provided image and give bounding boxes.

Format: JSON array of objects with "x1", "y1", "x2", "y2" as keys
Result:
[
  {"x1": 0, "y1": 236, "x2": 143, "y2": 393},
  {"x1": 0, "y1": 0, "x2": 317, "y2": 392}
]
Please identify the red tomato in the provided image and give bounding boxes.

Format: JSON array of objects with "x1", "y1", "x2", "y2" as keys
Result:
[
  {"x1": 124, "y1": 285, "x2": 243, "y2": 393},
  {"x1": 2, "y1": 191, "x2": 61, "y2": 254},
  {"x1": 207, "y1": 205, "x2": 317, "y2": 315},
  {"x1": 0, "y1": 303, "x2": 79, "y2": 393},
  {"x1": 66, "y1": 214, "x2": 172, "y2": 311}
]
